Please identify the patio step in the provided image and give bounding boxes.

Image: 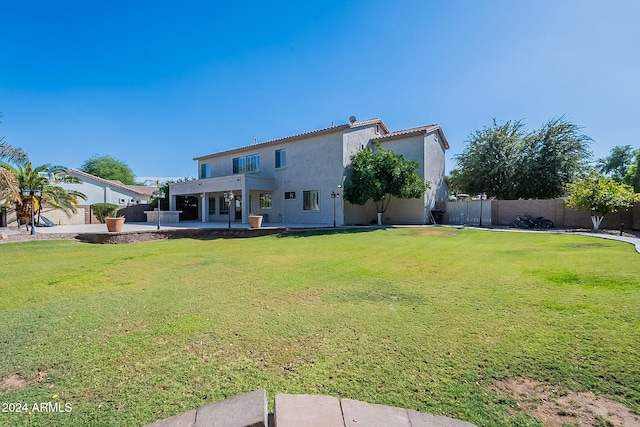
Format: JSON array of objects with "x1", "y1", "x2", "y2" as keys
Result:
[
  {"x1": 143, "y1": 388, "x2": 267, "y2": 427},
  {"x1": 144, "y1": 389, "x2": 477, "y2": 427},
  {"x1": 274, "y1": 394, "x2": 344, "y2": 427}
]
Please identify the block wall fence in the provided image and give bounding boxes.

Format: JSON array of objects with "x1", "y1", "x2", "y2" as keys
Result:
[{"x1": 444, "y1": 199, "x2": 639, "y2": 230}]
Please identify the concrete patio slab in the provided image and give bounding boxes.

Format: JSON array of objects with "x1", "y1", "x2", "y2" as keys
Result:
[
  {"x1": 408, "y1": 410, "x2": 478, "y2": 427},
  {"x1": 143, "y1": 409, "x2": 196, "y2": 427},
  {"x1": 143, "y1": 389, "x2": 267, "y2": 427},
  {"x1": 341, "y1": 398, "x2": 411, "y2": 427},
  {"x1": 194, "y1": 388, "x2": 267, "y2": 427},
  {"x1": 274, "y1": 394, "x2": 345, "y2": 427}
]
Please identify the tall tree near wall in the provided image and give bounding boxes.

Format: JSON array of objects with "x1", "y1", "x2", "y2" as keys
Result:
[
  {"x1": 454, "y1": 117, "x2": 592, "y2": 199},
  {"x1": 343, "y1": 144, "x2": 429, "y2": 216},
  {"x1": 454, "y1": 119, "x2": 525, "y2": 199}
]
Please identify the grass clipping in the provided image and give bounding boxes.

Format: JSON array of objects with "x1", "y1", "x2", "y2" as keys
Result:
[{"x1": 492, "y1": 377, "x2": 640, "y2": 427}]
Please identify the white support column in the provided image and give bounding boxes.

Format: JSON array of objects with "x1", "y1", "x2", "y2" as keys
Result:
[
  {"x1": 201, "y1": 193, "x2": 208, "y2": 222},
  {"x1": 169, "y1": 195, "x2": 176, "y2": 211},
  {"x1": 241, "y1": 185, "x2": 249, "y2": 224}
]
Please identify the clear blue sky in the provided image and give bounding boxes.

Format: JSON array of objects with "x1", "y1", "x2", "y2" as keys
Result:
[{"x1": 1, "y1": 0, "x2": 638, "y2": 180}]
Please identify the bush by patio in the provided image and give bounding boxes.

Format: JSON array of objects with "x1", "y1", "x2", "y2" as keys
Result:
[{"x1": 91, "y1": 203, "x2": 119, "y2": 223}]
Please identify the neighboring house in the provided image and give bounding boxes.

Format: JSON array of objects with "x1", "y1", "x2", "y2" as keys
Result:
[
  {"x1": 170, "y1": 118, "x2": 449, "y2": 225},
  {"x1": 57, "y1": 169, "x2": 156, "y2": 206},
  {"x1": 5, "y1": 170, "x2": 156, "y2": 227}
]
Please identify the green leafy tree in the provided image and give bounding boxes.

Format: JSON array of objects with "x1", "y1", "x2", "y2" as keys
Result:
[
  {"x1": 343, "y1": 144, "x2": 429, "y2": 215},
  {"x1": 454, "y1": 117, "x2": 591, "y2": 199},
  {"x1": 446, "y1": 168, "x2": 466, "y2": 199},
  {"x1": 81, "y1": 155, "x2": 136, "y2": 185},
  {"x1": 597, "y1": 145, "x2": 635, "y2": 181},
  {"x1": 565, "y1": 173, "x2": 639, "y2": 231},
  {"x1": 519, "y1": 117, "x2": 592, "y2": 199},
  {"x1": 624, "y1": 154, "x2": 640, "y2": 192},
  {"x1": 454, "y1": 119, "x2": 525, "y2": 199},
  {"x1": 598, "y1": 145, "x2": 640, "y2": 192}
]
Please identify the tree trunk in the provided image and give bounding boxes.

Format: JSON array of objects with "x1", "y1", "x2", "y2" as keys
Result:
[{"x1": 591, "y1": 215, "x2": 604, "y2": 231}]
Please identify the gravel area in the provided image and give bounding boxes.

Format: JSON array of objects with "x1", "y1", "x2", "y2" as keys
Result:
[{"x1": 0, "y1": 228, "x2": 81, "y2": 244}]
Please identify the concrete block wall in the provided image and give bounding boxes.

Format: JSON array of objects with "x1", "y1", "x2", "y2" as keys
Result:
[
  {"x1": 40, "y1": 205, "x2": 86, "y2": 226},
  {"x1": 5, "y1": 205, "x2": 86, "y2": 227},
  {"x1": 488, "y1": 199, "x2": 638, "y2": 230}
]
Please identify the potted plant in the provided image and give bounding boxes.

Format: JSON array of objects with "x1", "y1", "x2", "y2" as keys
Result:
[
  {"x1": 91, "y1": 203, "x2": 125, "y2": 232},
  {"x1": 105, "y1": 216, "x2": 125, "y2": 232},
  {"x1": 248, "y1": 213, "x2": 263, "y2": 229}
]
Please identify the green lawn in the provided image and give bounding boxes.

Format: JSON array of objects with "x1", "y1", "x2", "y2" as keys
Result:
[{"x1": 0, "y1": 228, "x2": 638, "y2": 426}]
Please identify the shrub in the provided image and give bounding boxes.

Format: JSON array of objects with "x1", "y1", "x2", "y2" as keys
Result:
[{"x1": 91, "y1": 203, "x2": 119, "y2": 223}]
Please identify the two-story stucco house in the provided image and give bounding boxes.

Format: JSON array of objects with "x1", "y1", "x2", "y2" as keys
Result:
[{"x1": 169, "y1": 118, "x2": 449, "y2": 226}]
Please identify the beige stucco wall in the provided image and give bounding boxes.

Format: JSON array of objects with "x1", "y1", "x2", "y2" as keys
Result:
[
  {"x1": 6, "y1": 204, "x2": 85, "y2": 227},
  {"x1": 177, "y1": 122, "x2": 448, "y2": 226},
  {"x1": 176, "y1": 128, "x2": 350, "y2": 225},
  {"x1": 343, "y1": 130, "x2": 448, "y2": 225}
]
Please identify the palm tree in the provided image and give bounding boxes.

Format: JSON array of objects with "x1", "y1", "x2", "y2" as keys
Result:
[
  {"x1": 0, "y1": 139, "x2": 29, "y2": 207},
  {"x1": 2, "y1": 162, "x2": 87, "y2": 224}
]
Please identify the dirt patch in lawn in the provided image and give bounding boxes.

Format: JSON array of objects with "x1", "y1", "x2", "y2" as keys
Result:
[
  {"x1": 0, "y1": 370, "x2": 31, "y2": 394},
  {"x1": 492, "y1": 377, "x2": 640, "y2": 426},
  {"x1": 410, "y1": 228, "x2": 458, "y2": 237},
  {"x1": 0, "y1": 370, "x2": 50, "y2": 395}
]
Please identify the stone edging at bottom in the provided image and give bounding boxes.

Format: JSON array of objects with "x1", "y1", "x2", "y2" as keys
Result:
[{"x1": 143, "y1": 388, "x2": 477, "y2": 427}]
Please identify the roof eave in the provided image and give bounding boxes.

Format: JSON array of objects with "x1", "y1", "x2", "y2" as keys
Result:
[
  {"x1": 68, "y1": 169, "x2": 154, "y2": 196},
  {"x1": 371, "y1": 125, "x2": 450, "y2": 149},
  {"x1": 194, "y1": 124, "x2": 350, "y2": 161}
]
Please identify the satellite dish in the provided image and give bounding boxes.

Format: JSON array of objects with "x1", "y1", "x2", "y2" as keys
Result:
[{"x1": 349, "y1": 115, "x2": 357, "y2": 123}]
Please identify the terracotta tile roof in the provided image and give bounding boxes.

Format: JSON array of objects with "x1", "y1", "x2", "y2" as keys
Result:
[
  {"x1": 371, "y1": 124, "x2": 450, "y2": 149},
  {"x1": 193, "y1": 118, "x2": 390, "y2": 160},
  {"x1": 124, "y1": 184, "x2": 157, "y2": 196},
  {"x1": 349, "y1": 118, "x2": 390, "y2": 133},
  {"x1": 68, "y1": 169, "x2": 157, "y2": 196}
]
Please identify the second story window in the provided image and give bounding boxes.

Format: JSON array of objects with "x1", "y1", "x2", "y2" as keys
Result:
[
  {"x1": 246, "y1": 154, "x2": 259, "y2": 172},
  {"x1": 200, "y1": 163, "x2": 211, "y2": 178},
  {"x1": 232, "y1": 157, "x2": 245, "y2": 174},
  {"x1": 275, "y1": 149, "x2": 286, "y2": 168},
  {"x1": 233, "y1": 155, "x2": 259, "y2": 174}
]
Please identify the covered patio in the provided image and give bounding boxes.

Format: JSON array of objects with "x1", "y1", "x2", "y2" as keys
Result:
[{"x1": 169, "y1": 174, "x2": 276, "y2": 224}]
